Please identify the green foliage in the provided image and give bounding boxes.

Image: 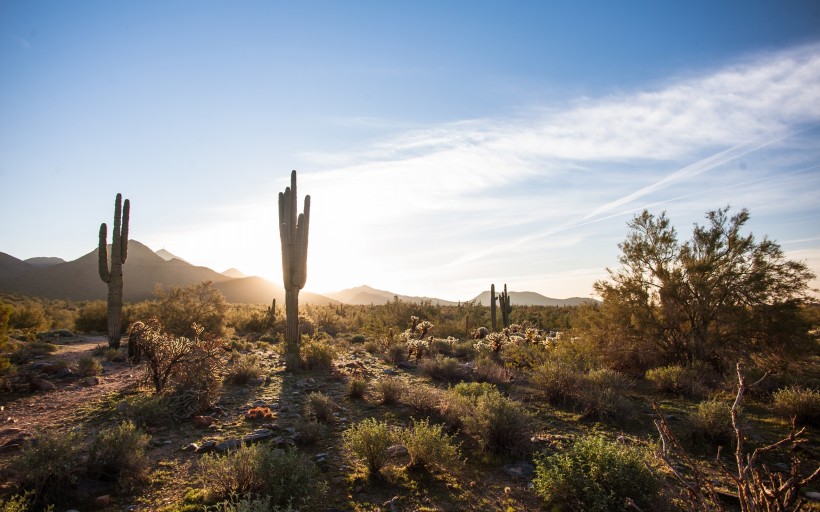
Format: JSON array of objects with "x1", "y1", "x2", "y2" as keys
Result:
[
  {"x1": 343, "y1": 418, "x2": 397, "y2": 474},
  {"x1": 305, "y1": 391, "x2": 335, "y2": 423},
  {"x1": 10, "y1": 429, "x2": 84, "y2": 507},
  {"x1": 592, "y1": 207, "x2": 814, "y2": 369},
  {"x1": 199, "y1": 444, "x2": 322, "y2": 508},
  {"x1": 8, "y1": 300, "x2": 48, "y2": 331},
  {"x1": 119, "y1": 393, "x2": 173, "y2": 426},
  {"x1": 346, "y1": 376, "x2": 367, "y2": 399},
  {"x1": 645, "y1": 363, "x2": 713, "y2": 398},
  {"x1": 225, "y1": 353, "x2": 263, "y2": 386},
  {"x1": 692, "y1": 399, "x2": 733, "y2": 442},
  {"x1": 77, "y1": 355, "x2": 102, "y2": 376},
  {"x1": 533, "y1": 435, "x2": 660, "y2": 511},
  {"x1": 207, "y1": 494, "x2": 297, "y2": 512},
  {"x1": 151, "y1": 281, "x2": 228, "y2": 338},
  {"x1": 87, "y1": 420, "x2": 149, "y2": 489},
  {"x1": 420, "y1": 354, "x2": 466, "y2": 382},
  {"x1": 300, "y1": 336, "x2": 336, "y2": 370},
  {"x1": 463, "y1": 389, "x2": 531, "y2": 455},
  {"x1": 772, "y1": 386, "x2": 820, "y2": 426},
  {"x1": 74, "y1": 300, "x2": 109, "y2": 333},
  {"x1": 401, "y1": 418, "x2": 461, "y2": 470},
  {"x1": 375, "y1": 377, "x2": 406, "y2": 405},
  {"x1": 0, "y1": 493, "x2": 33, "y2": 512}
]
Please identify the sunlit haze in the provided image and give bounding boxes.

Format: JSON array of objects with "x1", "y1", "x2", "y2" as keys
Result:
[{"x1": 2, "y1": 2, "x2": 819, "y2": 301}]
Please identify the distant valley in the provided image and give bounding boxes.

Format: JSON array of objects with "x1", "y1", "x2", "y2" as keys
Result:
[{"x1": 0, "y1": 241, "x2": 594, "y2": 307}]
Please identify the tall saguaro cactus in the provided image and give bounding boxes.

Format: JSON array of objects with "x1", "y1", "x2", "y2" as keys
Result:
[
  {"x1": 500, "y1": 283, "x2": 512, "y2": 329},
  {"x1": 278, "y1": 170, "x2": 310, "y2": 369},
  {"x1": 490, "y1": 283, "x2": 498, "y2": 331},
  {"x1": 98, "y1": 193, "x2": 130, "y2": 349}
]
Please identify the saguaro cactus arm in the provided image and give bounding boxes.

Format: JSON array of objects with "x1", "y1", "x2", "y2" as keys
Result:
[{"x1": 99, "y1": 223, "x2": 110, "y2": 283}]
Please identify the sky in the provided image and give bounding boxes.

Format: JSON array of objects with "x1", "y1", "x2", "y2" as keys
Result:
[{"x1": 1, "y1": 1, "x2": 820, "y2": 302}]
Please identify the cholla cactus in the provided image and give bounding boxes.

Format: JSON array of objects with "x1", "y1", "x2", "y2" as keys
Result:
[{"x1": 98, "y1": 193, "x2": 130, "y2": 349}]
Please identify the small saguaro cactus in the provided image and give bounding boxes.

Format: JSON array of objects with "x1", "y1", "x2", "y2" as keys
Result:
[
  {"x1": 278, "y1": 170, "x2": 310, "y2": 369},
  {"x1": 490, "y1": 283, "x2": 498, "y2": 331},
  {"x1": 98, "y1": 193, "x2": 130, "y2": 349},
  {"x1": 500, "y1": 283, "x2": 512, "y2": 329}
]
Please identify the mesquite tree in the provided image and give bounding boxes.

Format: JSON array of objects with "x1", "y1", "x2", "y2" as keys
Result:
[
  {"x1": 98, "y1": 193, "x2": 130, "y2": 349},
  {"x1": 278, "y1": 170, "x2": 310, "y2": 369}
]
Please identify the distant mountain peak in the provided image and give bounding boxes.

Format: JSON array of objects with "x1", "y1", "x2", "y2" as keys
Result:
[
  {"x1": 24, "y1": 256, "x2": 66, "y2": 268},
  {"x1": 155, "y1": 248, "x2": 188, "y2": 263},
  {"x1": 221, "y1": 268, "x2": 247, "y2": 278}
]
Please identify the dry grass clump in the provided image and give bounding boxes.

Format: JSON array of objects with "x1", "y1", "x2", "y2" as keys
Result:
[
  {"x1": 225, "y1": 353, "x2": 264, "y2": 385},
  {"x1": 401, "y1": 383, "x2": 445, "y2": 418},
  {"x1": 420, "y1": 354, "x2": 467, "y2": 382},
  {"x1": 300, "y1": 336, "x2": 337, "y2": 370},
  {"x1": 87, "y1": 420, "x2": 149, "y2": 490},
  {"x1": 347, "y1": 376, "x2": 367, "y2": 399},
  {"x1": 692, "y1": 398, "x2": 733, "y2": 443},
  {"x1": 529, "y1": 362, "x2": 633, "y2": 419},
  {"x1": 401, "y1": 418, "x2": 462, "y2": 471},
  {"x1": 305, "y1": 391, "x2": 336, "y2": 423},
  {"x1": 77, "y1": 354, "x2": 102, "y2": 376},
  {"x1": 343, "y1": 418, "x2": 397, "y2": 475},
  {"x1": 645, "y1": 362, "x2": 715, "y2": 398},
  {"x1": 9, "y1": 429, "x2": 83, "y2": 507},
  {"x1": 772, "y1": 386, "x2": 820, "y2": 426},
  {"x1": 374, "y1": 377, "x2": 406, "y2": 405}
]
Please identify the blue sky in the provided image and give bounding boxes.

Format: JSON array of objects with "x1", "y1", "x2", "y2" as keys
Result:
[{"x1": 2, "y1": 1, "x2": 819, "y2": 301}]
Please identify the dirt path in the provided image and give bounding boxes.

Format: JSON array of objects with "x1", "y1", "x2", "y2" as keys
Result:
[{"x1": 0, "y1": 336, "x2": 141, "y2": 446}]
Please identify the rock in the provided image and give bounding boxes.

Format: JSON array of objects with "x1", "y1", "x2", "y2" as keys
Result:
[
  {"x1": 396, "y1": 361, "x2": 417, "y2": 370},
  {"x1": 215, "y1": 438, "x2": 242, "y2": 453},
  {"x1": 94, "y1": 494, "x2": 110, "y2": 508},
  {"x1": 806, "y1": 491, "x2": 820, "y2": 501},
  {"x1": 243, "y1": 429, "x2": 274, "y2": 444},
  {"x1": 502, "y1": 461, "x2": 536, "y2": 479},
  {"x1": 195, "y1": 440, "x2": 217, "y2": 453},
  {"x1": 193, "y1": 415, "x2": 213, "y2": 427},
  {"x1": 29, "y1": 379, "x2": 56, "y2": 392},
  {"x1": 182, "y1": 443, "x2": 199, "y2": 452},
  {"x1": 54, "y1": 367, "x2": 75, "y2": 379},
  {"x1": 382, "y1": 369, "x2": 398, "y2": 376},
  {"x1": 387, "y1": 444, "x2": 407, "y2": 457},
  {"x1": 82, "y1": 376, "x2": 102, "y2": 386}
]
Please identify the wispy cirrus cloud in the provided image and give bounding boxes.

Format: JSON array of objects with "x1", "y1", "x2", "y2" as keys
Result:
[{"x1": 240, "y1": 42, "x2": 820, "y2": 299}]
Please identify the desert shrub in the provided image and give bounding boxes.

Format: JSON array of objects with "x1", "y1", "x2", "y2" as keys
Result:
[
  {"x1": 87, "y1": 420, "x2": 149, "y2": 489},
  {"x1": 575, "y1": 368, "x2": 634, "y2": 419},
  {"x1": 300, "y1": 336, "x2": 336, "y2": 370},
  {"x1": 10, "y1": 429, "x2": 83, "y2": 507},
  {"x1": 473, "y1": 355, "x2": 513, "y2": 385},
  {"x1": 0, "y1": 493, "x2": 33, "y2": 512},
  {"x1": 464, "y1": 390, "x2": 531, "y2": 455},
  {"x1": 692, "y1": 399, "x2": 733, "y2": 442},
  {"x1": 350, "y1": 334, "x2": 366, "y2": 344},
  {"x1": 77, "y1": 355, "x2": 102, "y2": 376},
  {"x1": 384, "y1": 342, "x2": 407, "y2": 364},
  {"x1": 120, "y1": 393, "x2": 173, "y2": 426},
  {"x1": 533, "y1": 435, "x2": 660, "y2": 511},
  {"x1": 74, "y1": 300, "x2": 108, "y2": 333},
  {"x1": 420, "y1": 354, "x2": 466, "y2": 382},
  {"x1": 401, "y1": 383, "x2": 444, "y2": 418},
  {"x1": 207, "y1": 494, "x2": 297, "y2": 512},
  {"x1": 364, "y1": 340, "x2": 381, "y2": 354},
  {"x1": 343, "y1": 418, "x2": 397, "y2": 474},
  {"x1": 375, "y1": 377, "x2": 406, "y2": 405},
  {"x1": 9, "y1": 340, "x2": 57, "y2": 364},
  {"x1": 294, "y1": 418, "x2": 327, "y2": 446},
  {"x1": 104, "y1": 347, "x2": 124, "y2": 362},
  {"x1": 645, "y1": 362, "x2": 714, "y2": 398},
  {"x1": 529, "y1": 359, "x2": 583, "y2": 405},
  {"x1": 305, "y1": 391, "x2": 335, "y2": 423},
  {"x1": 401, "y1": 418, "x2": 461, "y2": 471},
  {"x1": 198, "y1": 443, "x2": 266, "y2": 497},
  {"x1": 451, "y1": 339, "x2": 478, "y2": 359},
  {"x1": 226, "y1": 354, "x2": 263, "y2": 386},
  {"x1": 772, "y1": 386, "x2": 820, "y2": 426},
  {"x1": 347, "y1": 376, "x2": 367, "y2": 399},
  {"x1": 259, "y1": 447, "x2": 324, "y2": 508},
  {"x1": 501, "y1": 340, "x2": 549, "y2": 370},
  {"x1": 8, "y1": 301, "x2": 48, "y2": 331},
  {"x1": 151, "y1": 281, "x2": 228, "y2": 338}
]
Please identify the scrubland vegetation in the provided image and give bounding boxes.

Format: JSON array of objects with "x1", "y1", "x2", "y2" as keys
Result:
[{"x1": 0, "y1": 207, "x2": 818, "y2": 511}]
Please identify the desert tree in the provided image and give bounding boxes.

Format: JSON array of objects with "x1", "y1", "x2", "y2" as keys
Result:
[{"x1": 592, "y1": 206, "x2": 814, "y2": 370}]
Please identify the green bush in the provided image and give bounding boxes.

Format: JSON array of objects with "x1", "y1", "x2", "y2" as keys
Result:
[
  {"x1": 77, "y1": 355, "x2": 102, "y2": 377},
  {"x1": 533, "y1": 435, "x2": 660, "y2": 511},
  {"x1": 207, "y1": 494, "x2": 297, "y2": 512},
  {"x1": 401, "y1": 418, "x2": 461, "y2": 470},
  {"x1": 151, "y1": 281, "x2": 228, "y2": 338},
  {"x1": 343, "y1": 418, "x2": 397, "y2": 474},
  {"x1": 401, "y1": 383, "x2": 444, "y2": 418},
  {"x1": 120, "y1": 393, "x2": 172, "y2": 426},
  {"x1": 0, "y1": 493, "x2": 34, "y2": 512},
  {"x1": 772, "y1": 386, "x2": 820, "y2": 426},
  {"x1": 87, "y1": 420, "x2": 149, "y2": 489},
  {"x1": 645, "y1": 363, "x2": 713, "y2": 398},
  {"x1": 347, "y1": 376, "x2": 367, "y2": 399},
  {"x1": 74, "y1": 300, "x2": 108, "y2": 333},
  {"x1": 305, "y1": 391, "x2": 335, "y2": 423},
  {"x1": 199, "y1": 444, "x2": 322, "y2": 508},
  {"x1": 375, "y1": 377, "x2": 406, "y2": 405},
  {"x1": 693, "y1": 399, "x2": 732, "y2": 442},
  {"x1": 464, "y1": 389, "x2": 531, "y2": 455},
  {"x1": 10, "y1": 429, "x2": 83, "y2": 507},
  {"x1": 420, "y1": 354, "x2": 466, "y2": 382},
  {"x1": 226, "y1": 354, "x2": 263, "y2": 386},
  {"x1": 300, "y1": 336, "x2": 336, "y2": 370},
  {"x1": 294, "y1": 418, "x2": 327, "y2": 446}
]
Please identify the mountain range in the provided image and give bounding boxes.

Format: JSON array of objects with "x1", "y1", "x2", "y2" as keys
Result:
[{"x1": 0, "y1": 241, "x2": 593, "y2": 306}]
